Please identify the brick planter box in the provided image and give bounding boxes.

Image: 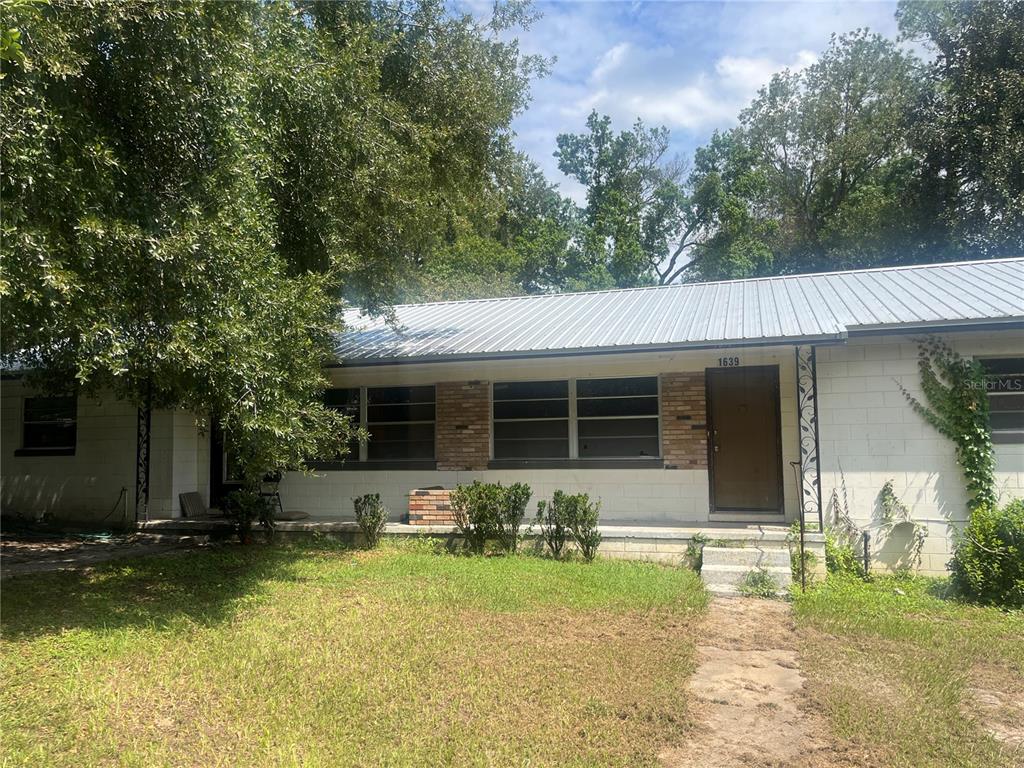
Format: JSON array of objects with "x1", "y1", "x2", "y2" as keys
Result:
[{"x1": 407, "y1": 488, "x2": 455, "y2": 525}]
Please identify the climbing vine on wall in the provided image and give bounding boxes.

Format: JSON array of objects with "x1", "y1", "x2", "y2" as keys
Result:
[{"x1": 898, "y1": 336, "x2": 995, "y2": 512}]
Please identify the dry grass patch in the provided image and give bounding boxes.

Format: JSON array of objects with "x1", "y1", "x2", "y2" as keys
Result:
[
  {"x1": 1, "y1": 540, "x2": 707, "y2": 767},
  {"x1": 794, "y1": 575, "x2": 1024, "y2": 768}
]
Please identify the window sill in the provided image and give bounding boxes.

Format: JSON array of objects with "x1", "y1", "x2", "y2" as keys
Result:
[
  {"x1": 308, "y1": 460, "x2": 438, "y2": 471},
  {"x1": 14, "y1": 447, "x2": 75, "y2": 457},
  {"x1": 488, "y1": 458, "x2": 664, "y2": 470}
]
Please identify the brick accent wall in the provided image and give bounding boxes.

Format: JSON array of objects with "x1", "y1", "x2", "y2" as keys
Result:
[
  {"x1": 436, "y1": 380, "x2": 490, "y2": 471},
  {"x1": 660, "y1": 372, "x2": 708, "y2": 469},
  {"x1": 407, "y1": 488, "x2": 455, "y2": 525}
]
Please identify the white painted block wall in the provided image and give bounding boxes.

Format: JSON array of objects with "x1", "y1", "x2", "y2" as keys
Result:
[
  {"x1": 1, "y1": 383, "x2": 209, "y2": 521},
  {"x1": 817, "y1": 330, "x2": 1024, "y2": 575}
]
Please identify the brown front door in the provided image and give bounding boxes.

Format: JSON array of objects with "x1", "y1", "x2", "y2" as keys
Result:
[{"x1": 706, "y1": 366, "x2": 783, "y2": 514}]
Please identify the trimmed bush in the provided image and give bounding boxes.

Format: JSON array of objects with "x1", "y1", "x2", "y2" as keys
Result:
[
  {"x1": 450, "y1": 481, "x2": 532, "y2": 555},
  {"x1": 353, "y1": 493, "x2": 388, "y2": 549},
  {"x1": 533, "y1": 491, "x2": 574, "y2": 558},
  {"x1": 565, "y1": 493, "x2": 602, "y2": 563},
  {"x1": 950, "y1": 498, "x2": 1024, "y2": 608}
]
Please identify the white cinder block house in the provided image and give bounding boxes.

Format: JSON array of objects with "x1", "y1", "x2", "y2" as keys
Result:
[{"x1": 3, "y1": 259, "x2": 1022, "y2": 574}]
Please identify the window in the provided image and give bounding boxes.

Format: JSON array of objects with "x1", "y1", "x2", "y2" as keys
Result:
[
  {"x1": 577, "y1": 377, "x2": 659, "y2": 457},
  {"x1": 492, "y1": 377, "x2": 660, "y2": 461},
  {"x1": 22, "y1": 396, "x2": 77, "y2": 453},
  {"x1": 366, "y1": 385, "x2": 435, "y2": 460},
  {"x1": 324, "y1": 387, "x2": 361, "y2": 460},
  {"x1": 493, "y1": 380, "x2": 569, "y2": 459},
  {"x1": 319, "y1": 385, "x2": 436, "y2": 464},
  {"x1": 980, "y1": 358, "x2": 1024, "y2": 444}
]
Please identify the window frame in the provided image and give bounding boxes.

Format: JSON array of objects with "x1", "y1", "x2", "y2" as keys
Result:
[
  {"x1": 491, "y1": 379, "x2": 571, "y2": 460},
  {"x1": 979, "y1": 356, "x2": 1024, "y2": 445},
  {"x1": 314, "y1": 385, "x2": 437, "y2": 469},
  {"x1": 16, "y1": 394, "x2": 78, "y2": 456},
  {"x1": 489, "y1": 375, "x2": 663, "y2": 465}
]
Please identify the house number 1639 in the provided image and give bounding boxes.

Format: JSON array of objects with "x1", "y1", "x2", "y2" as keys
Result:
[{"x1": 718, "y1": 356, "x2": 741, "y2": 367}]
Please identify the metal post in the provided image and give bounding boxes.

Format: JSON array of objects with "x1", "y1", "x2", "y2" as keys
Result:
[
  {"x1": 135, "y1": 381, "x2": 152, "y2": 523},
  {"x1": 795, "y1": 345, "x2": 824, "y2": 531},
  {"x1": 862, "y1": 531, "x2": 871, "y2": 579}
]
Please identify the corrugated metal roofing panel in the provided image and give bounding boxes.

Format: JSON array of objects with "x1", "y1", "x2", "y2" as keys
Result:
[{"x1": 334, "y1": 258, "x2": 1024, "y2": 364}]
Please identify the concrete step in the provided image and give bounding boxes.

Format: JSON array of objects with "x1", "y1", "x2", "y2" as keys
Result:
[
  {"x1": 702, "y1": 563, "x2": 792, "y2": 586},
  {"x1": 701, "y1": 546, "x2": 791, "y2": 569}
]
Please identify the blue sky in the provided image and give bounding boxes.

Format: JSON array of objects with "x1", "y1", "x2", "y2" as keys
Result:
[{"x1": 504, "y1": 1, "x2": 903, "y2": 201}]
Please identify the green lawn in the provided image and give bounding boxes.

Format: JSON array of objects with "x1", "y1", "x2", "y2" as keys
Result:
[
  {"x1": 0, "y1": 541, "x2": 708, "y2": 767},
  {"x1": 794, "y1": 575, "x2": 1024, "y2": 768}
]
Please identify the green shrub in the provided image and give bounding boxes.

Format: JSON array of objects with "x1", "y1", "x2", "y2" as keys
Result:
[
  {"x1": 685, "y1": 532, "x2": 710, "y2": 572},
  {"x1": 224, "y1": 489, "x2": 274, "y2": 543},
  {"x1": 737, "y1": 567, "x2": 779, "y2": 598},
  {"x1": 493, "y1": 482, "x2": 531, "y2": 554},
  {"x1": 950, "y1": 498, "x2": 1024, "y2": 608},
  {"x1": 825, "y1": 532, "x2": 863, "y2": 577},
  {"x1": 534, "y1": 491, "x2": 573, "y2": 558},
  {"x1": 450, "y1": 481, "x2": 532, "y2": 555},
  {"x1": 564, "y1": 493, "x2": 602, "y2": 563},
  {"x1": 353, "y1": 493, "x2": 388, "y2": 549}
]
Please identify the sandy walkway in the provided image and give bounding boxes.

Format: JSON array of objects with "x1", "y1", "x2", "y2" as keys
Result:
[{"x1": 661, "y1": 597, "x2": 851, "y2": 768}]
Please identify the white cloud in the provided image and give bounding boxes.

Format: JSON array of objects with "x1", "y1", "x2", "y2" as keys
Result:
[{"x1": 510, "y1": 1, "x2": 902, "y2": 200}]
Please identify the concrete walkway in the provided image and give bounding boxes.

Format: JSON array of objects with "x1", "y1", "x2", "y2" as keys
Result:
[{"x1": 660, "y1": 598, "x2": 845, "y2": 768}]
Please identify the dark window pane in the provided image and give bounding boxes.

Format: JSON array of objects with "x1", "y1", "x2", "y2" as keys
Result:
[
  {"x1": 368, "y1": 439, "x2": 435, "y2": 461},
  {"x1": 579, "y1": 436, "x2": 660, "y2": 458},
  {"x1": 577, "y1": 396, "x2": 658, "y2": 418},
  {"x1": 368, "y1": 423, "x2": 436, "y2": 443},
  {"x1": 990, "y1": 393, "x2": 1024, "y2": 412},
  {"x1": 324, "y1": 388, "x2": 360, "y2": 409},
  {"x1": 577, "y1": 377, "x2": 657, "y2": 398},
  {"x1": 494, "y1": 399, "x2": 569, "y2": 420},
  {"x1": 578, "y1": 417, "x2": 659, "y2": 440},
  {"x1": 24, "y1": 422, "x2": 77, "y2": 449},
  {"x1": 24, "y1": 396, "x2": 76, "y2": 424},
  {"x1": 367, "y1": 403, "x2": 436, "y2": 423},
  {"x1": 990, "y1": 411, "x2": 1024, "y2": 431},
  {"x1": 980, "y1": 358, "x2": 1024, "y2": 376},
  {"x1": 23, "y1": 396, "x2": 77, "y2": 450},
  {"x1": 367, "y1": 386, "x2": 435, "y2": 405},
  {"x1": 494, "y1": 420, "x2": 569, "y2": 440},
  {"x1": 985, "y1": 374, "x2": 1024, "y2": 394},
  {"x1": 494, "y1": 438, "x2": 570, "y2": 459},
  {"x1": 493, "y1": 380, "x2": 568, "y2": 400}
]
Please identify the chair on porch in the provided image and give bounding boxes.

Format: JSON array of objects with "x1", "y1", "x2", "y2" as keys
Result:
[{"x1": 260, "y1": 471, "x2": 285, "y2": 519}]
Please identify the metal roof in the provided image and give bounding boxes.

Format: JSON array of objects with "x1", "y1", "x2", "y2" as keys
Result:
[{"x1": 335, "y1": 258, "x2": 1024, "y2": 365}]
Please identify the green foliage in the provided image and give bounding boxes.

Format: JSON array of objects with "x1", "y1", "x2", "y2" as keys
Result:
[
  {"x1": 898, "y1": 0, "x2": 1024, "y2": 258},
  {"x1": 556, "y1": 112, "x2": 705, "y2": 287},
  {"x1": 493, "y1": 483, "x2": 531, "y2": 554},
  {"x1": 353, "y1": 493, "x2": 388, "y2": 549},
  {"x1": 825, "y1": 532, "x2": 863, "y2": 577},
  {"x1": 684, "y1": 532, "x2": 710, "y2": 572},
  {"x1": 563, "y1": 493, "x2": 602, "y2": 563},
  {"x1": 950, "y1": 498, "x2": 1024, "y2": 608},
  {"x1": 450, "y1": 481, "x2": 532, "y2": 555},
  {"x1": 875, "y1": 479, "x2": 927, "y2": 571},
  {"x1": 899, "y1": 336, "x2": 995, "y2": 511},
  {"x1": 737, "y1": 567, "x2": 779, "y2": 598},
  {"x1": 0, "y1": 0, "x2": 541, "y2": 479},
  {"x1": 686, "y1": 31, "x2": 926, "y2": 280},
  {"x1": 224, "y1": 489, "x2": 275, "y2": 543},
  {"x1": 786, "y1": 521, "x2": 820, "y2": 586},
  {"x1": 533, "y1": 491, "x2": 573, "y2": 558}
]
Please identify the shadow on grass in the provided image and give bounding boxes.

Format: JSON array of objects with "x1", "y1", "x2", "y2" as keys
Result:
[{"x1": 1, "y1": 542, "x2": 348, "y2": 641}]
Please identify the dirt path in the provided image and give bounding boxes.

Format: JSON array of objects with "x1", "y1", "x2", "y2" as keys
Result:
[{"x1": 661, "y1": 597, "x2": 851, "y2": 768}]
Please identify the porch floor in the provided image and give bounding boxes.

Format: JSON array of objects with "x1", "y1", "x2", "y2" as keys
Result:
[{"x1": 138, "y1": 518, "x2": 822, "y2": 552}]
